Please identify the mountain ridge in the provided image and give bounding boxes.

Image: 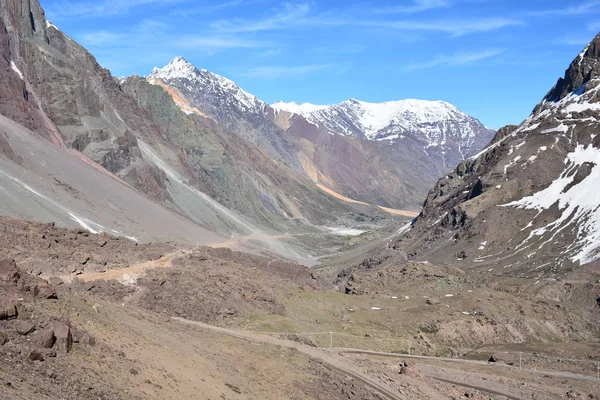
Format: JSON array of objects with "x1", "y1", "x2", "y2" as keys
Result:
[
  {"x1": 393, "y1": 32, "x2": 600, "y2": 274},
  {"x1": 148, "y1": 56, "x2": 496, "y2": 209}
]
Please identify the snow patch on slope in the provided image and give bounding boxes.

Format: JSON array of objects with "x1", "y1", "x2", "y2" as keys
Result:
[
  {"x1": 503, "y1": 144, "x2": 600, "y2": 264},
  {"x1": 45, "y1": 21, "x2": 58, "y2": 30},
  {"x1": 10, "y1": 61, "x2": 23, "y2": 80}
]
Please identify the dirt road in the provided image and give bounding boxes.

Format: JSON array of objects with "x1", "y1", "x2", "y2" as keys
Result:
[
  {"x1": 336, "y1": 349, "x2": 600, "y2": 383},
  {"x1": 59, "y1": 250, "x2": 190, "y2": 283},
  {"x1": 172, "y1": 319, "x2": 600, "y2": 400},
  {"x1": 172, "y1": 317, "x2": 404, "y2": 400}
]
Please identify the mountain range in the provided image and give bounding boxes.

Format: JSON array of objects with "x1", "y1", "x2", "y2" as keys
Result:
[
  {"x1": 0, "y1": 0, "x2": 495, "y2": 265},
  {"x1": 1, "y1": 0, "x2": 600, "y2": 398},
  {"x1": 2, "y1": 0, "x2": 599, "y2": 274},
  {"x1": 393, "y1": 33, "x2": 600, "y2": 277},
  {"x1": 148, "y1": 56, "x2": 495, "y2": 210}
]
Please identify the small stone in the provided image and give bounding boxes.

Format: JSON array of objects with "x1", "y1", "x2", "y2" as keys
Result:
[
  {"x1": 42, "y1": 348, "x2": 57, "y2": 358},
  {"x1": 14, "y1": 321, "x2": 35, "y2": 335},
  {"x1": 29, "y1": 350, "x2": 45, "y2": 361},
  {"x1": 73, "y1": 329, "x2": 96, "y2": 346},
  {"x1": 0, "y1": 334, "x2": 8, "y2": 346},
  {"x1": 48, "y1": 277, "x2": 63, "y2": 286}
]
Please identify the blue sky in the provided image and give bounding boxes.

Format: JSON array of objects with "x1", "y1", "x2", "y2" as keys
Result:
[{"x1": 41, "y1": 0, "x2": 600, "y2": 129}]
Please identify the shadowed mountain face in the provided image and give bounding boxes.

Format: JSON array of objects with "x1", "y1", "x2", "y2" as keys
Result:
[
  {"x1": 0, "y1": 0, "x2": 375, "y2": 264},
  {"x1": 149, "y1": 58, "x2": 495, "y2": 210},
  {"x1": 395, "y1": 33, "x2": 600, "y2": 277}
]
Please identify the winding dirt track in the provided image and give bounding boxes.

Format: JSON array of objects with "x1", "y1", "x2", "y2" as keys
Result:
[
  {"x1": 59, "y1": 251, "x2": 189, "y2": 283},
  {"x1": 172, "y1": 317, "x2": 403, "y2": 400},
  {"x1": 335, "y1": 349, "x2": 600, "y2": 383},
  {"x1": 63, "y1": 252, "x2": 600, "y2": 399}
]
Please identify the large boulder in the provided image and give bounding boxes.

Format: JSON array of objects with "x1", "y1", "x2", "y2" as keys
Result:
[
  {"x1": 14, "y1": 321, "x2": 35, "y2": 335},
  {"x1": 52, "y1": 322, "x2": 73, "y2": 353},
  {"x1": 0, "y1": 304, "x2": 18, "y2": 320},
  {"x1": 0, "y1": 259, "x2": 19, "y2": 284},
  {"x1": 33, "y1": 328, "x2": 55, "y2": 348},
  {"x1": 29, "y1": 350, "x2": 45, "y2": 361},
  {"x1": 33, "y1": 282, "x2": 58, "y2": 299}
]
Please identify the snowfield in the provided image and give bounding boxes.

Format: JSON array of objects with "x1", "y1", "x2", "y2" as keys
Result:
[{"x1": 503, "y1": 144, "x2": 600, "y2": 264}]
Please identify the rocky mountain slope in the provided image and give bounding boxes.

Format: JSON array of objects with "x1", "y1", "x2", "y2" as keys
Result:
[
  {"x1": 0, "y1": 0, "x2": 387, "y2": 264},
  {"x1": 394, "y1": 33, "x2": 600, "y2": 277},
  {"x1": 273, "y1": 98, "x2": 495, "y2": 171},
  {"x1": 149, "y1": 58, "x2": 494, "y2": 209}
]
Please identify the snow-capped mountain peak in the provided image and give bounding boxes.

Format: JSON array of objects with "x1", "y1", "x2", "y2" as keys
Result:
[
  {"x1": 148, "y1": 58, "x2": 493, "y2": 170},
  {"x1": 150, "y1": 56, "x2": 197, "y2": 81},
  {"x1": 271, "y1": 97, "x2": 493, "y2": 161},
  {"x1": 149, "y1": 57, "x2": 264, "y2": 114},
  {"x1": 272, "y1": 101, "x2": 329, "y2": 114}
]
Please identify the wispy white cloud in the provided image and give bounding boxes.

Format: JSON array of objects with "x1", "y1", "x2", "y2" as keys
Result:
[
  {"x1": 529, "y1": 1, "x2": 600, "y2": 17},
  {"x1": 405, "y1": 49, "x2": 505, "y2": 71},
  {"x1": 175, "y1": 36, "x2": 266, "y2": 49},
  {"x1": 372, "y1": 0, "x2": 451, "y2": 14},
  {"x1": 587, "y1": 20, "x2": 600, "y2": 32},
  {"x1": 210, "y1": 3, "x2": 311, "y2": 33},
  {"x1": 76, "y1": 20, "x2": 268, "y2": 54},
  {"x1": 170, "y1": 0, "x2": 265, "y2": 17},
  {"x1": 554, "y1": 36, "x2": 595, "y2": 46},
  {"x1": 239, "y1": 64, "x2": 337, "y2": 78},
  {"x1": 312, "y1": 44, "x2": 368, "y2": 54},
  {"x1": 371, "y1": 18, "x2": 521, "y2": 37},
  {"x1": 210, "y1": 2, "x2": 521, "y2": 37},
  {"x1": 48, "y1": 0, "x2": 193, "y2": 18}
]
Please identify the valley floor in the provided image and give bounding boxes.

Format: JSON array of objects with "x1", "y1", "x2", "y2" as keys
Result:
[{"x1": 1, "y1": 216, "x2": 599, "y2": 399}]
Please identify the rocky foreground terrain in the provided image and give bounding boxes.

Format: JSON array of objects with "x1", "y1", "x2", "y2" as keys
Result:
[{"x1": 1, "y1": 216, "x2": 598, "y2": 399}]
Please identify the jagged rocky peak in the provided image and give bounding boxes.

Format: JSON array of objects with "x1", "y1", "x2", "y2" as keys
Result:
[
  {"x1": 149, "y1": 56, "x2": 198, "y2": 81},
  {"x1": 400, "y1": 32, "x2": 600, "y2": 274},
  {"x1": 543, "y1": 32, "x2": 600, "y2": 103},
  {"x1": 148, "y1": 56, "x2": 263, "y2": 114}
]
